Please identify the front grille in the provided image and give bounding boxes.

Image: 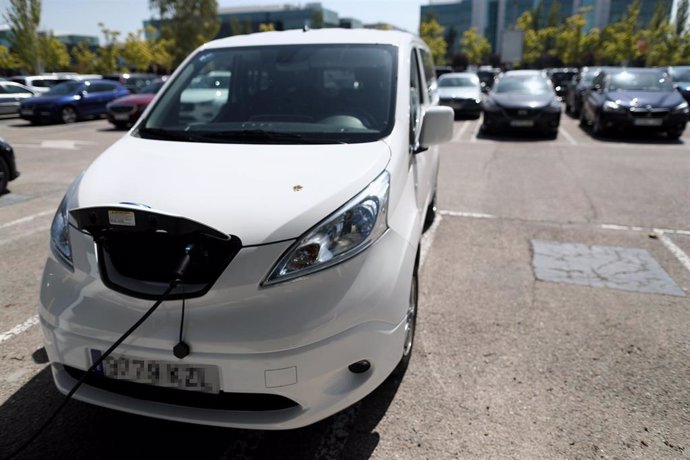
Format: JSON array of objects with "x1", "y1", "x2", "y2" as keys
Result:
[
  {"x1": 109, "y1": 105, "x2": 135, "y2": 114},
  {"x1": 630, "y1": 108, "x2": 669, "y2": 118},
  {"x1": 65, "y1": 366, "x2": 300, "y2": 411},
  {"x1": 503, "y1": 108, "x2": 540, "y2": 118}
]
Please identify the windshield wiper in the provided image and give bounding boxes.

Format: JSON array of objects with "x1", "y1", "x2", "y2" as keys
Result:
[
  {"x1": 135, "y1": 127, "x2": 215, "y2": 143},
  {"x1": 193, "y1": 129, "x2": 347, "y2": 144}
]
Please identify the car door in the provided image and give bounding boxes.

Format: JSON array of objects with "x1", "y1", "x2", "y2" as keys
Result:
[
  {"x1": 583, "y1": 72, "x2": 606, "y2": 122},
  {"x1": 1, "y1": 84, "x2": 35, "y2": 115},
  {"x1": 0, "y1": 84, "x2": 13, "y2": 115},
  {"x1": 78, "y1": 82, "x2": 113, "y2": 115}
]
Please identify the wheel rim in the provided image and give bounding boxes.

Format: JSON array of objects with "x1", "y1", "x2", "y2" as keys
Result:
[
  {"x1": 402, "y1": 271, "x2": 418, "y2": 357},
  {"x1": 62, "y1": 107, "x2": 76, "y2": 123}
]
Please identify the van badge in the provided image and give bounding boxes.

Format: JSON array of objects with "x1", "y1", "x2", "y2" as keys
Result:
[{"x1": 293, "y1": 185, "x2": 303, "y2": 192}]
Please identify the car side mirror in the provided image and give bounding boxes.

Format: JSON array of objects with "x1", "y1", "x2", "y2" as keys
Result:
[{"x1": 418, "y1": 106, "x2": 454, "y2": 152}]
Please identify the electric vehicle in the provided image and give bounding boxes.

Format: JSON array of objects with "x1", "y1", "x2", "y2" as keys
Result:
[{"x1": 39, "y1": 29, "x2": 454, "y2": 429}]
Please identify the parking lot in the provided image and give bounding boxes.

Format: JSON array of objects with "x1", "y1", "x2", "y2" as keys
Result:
[{"x1": 1, "y1": 112, "x2": 689, "y2": 459}]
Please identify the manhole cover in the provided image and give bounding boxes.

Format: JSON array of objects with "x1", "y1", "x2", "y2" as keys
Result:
[{"x1": 531, "y1": 240, "x2": 685, "y2": 297}]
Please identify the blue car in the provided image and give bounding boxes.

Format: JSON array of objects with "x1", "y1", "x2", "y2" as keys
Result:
[{"x1": 19, "y1": 79, "x2": 129, "y2": 124}]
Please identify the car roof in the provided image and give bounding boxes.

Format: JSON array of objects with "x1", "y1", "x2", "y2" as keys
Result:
[
  {"x1": 501, "y1": 69, "x2": 547, "y2": 78},
  {"x1": 202, "y1": 28, "x2": 422, "y2": 50},
  {"x1": 439, "y1": 72, "x2": 478, "y2": 79}
]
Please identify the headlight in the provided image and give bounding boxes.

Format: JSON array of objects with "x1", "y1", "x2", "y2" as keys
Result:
[
  {"x1": 672, "y1": 101, "x2": 689, "y2": 113},
  {"x1": 603, "y1": 100, "x2": 625, "y2": 113},
  {"x1": 263, "y1": 171, "x2": 390, "y2": 285},
  {"x1": 50, "y1": 173, "x2": 83, "y2": 269}
]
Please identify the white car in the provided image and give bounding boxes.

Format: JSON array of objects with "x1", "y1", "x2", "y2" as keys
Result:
[{"x1": 39, "y1": 29, "x2": 453, "y2": 430}]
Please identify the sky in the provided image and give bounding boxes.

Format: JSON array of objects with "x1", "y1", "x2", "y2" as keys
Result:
[{"x1": 0, "y1": 0, "x2": 426, "y2": 41}]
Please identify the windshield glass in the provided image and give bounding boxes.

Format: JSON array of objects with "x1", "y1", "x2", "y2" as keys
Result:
[
  {"x1": 439, "y1": 76, "x2": 476, "y2": 88},
  {"x1": 670, "y1": 68, "x2": 690, "y2": 82},
  {"x1": 139, "y1": 44, "x2": 398, "y2": 144},
  {"x1": 139, "y1": 81, "x2": 164, "y2": 94},
  {"x1": 608, "y1": 72, "x2": 673, "y2": 92},
  {"x1": 44, "y1": 81, "x2": 82, "y2": 96},
  {"x1": 494, "y1": 76, "x2": 553, "y2": 95}
]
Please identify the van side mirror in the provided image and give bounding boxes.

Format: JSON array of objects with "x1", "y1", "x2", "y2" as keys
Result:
[{"x1": 418, "y1": 106, "x2": 454, "y2": 151}]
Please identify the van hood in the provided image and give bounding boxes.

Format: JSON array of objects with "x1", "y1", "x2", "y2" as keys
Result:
[{"x1": 76, "y1": 135, "x2": 391, "y2": 246}]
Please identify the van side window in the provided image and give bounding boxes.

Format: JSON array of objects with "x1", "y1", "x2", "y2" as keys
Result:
[
  {"x1": 419, "y1": 48, "x2": 438, "y2": 103},
  {"x1": 410, "y1": 49, "x2": 423, "y2": 151}
]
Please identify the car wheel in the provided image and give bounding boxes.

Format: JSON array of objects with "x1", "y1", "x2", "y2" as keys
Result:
[
  {"x1": 422, "y1": 193, "x2": 436, "y2": 232},
  {"x1": 391, "y1": 260, "x2": 418, "y2": 379},
  {"x1": 0, "y1": 156, "x2": 9, "y2": 195},
  {"x1": 61, "y1": 106, "x2": 78, "y2": 124},
  {"x1": 579, "y1": 109, "x2": 588, "y2": 127},
  {"x1": 592, "y1": 114, "x2": 606, "y2": 136}
]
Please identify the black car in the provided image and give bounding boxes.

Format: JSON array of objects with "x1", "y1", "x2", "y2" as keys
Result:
[
  {"x1": 0, "y1": 137, "x2": 20, "y2": 195},
  {"x1": 666, "y1": 66, "x2": 690, "y2": 104},
  {"x1": 481, "y1": 70, "x2": 561, "y2": 138},
  {"x1": 548, "y1": 68, "x2": 578, "y2": 99},
  {"x1": 565, "y1": 66, "x2": 619, "y2": 117},
  {"x1": 580, "y1": 68, "x2": 689, "y2": 139},
  {"x1": 477, "y1": 69, "x2": 500, "y2": 93}
]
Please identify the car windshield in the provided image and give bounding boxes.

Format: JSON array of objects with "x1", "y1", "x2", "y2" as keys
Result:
[
  {"x1": 608, "y1": 72, "x2": 673, "y2": 92},
  {"x1": 139, "y1": 81, "x2": 164, "y2": 94},
  {"x1": 43, "y1": 81, "x2": 82, "y2": 96},
  {"x1": 138, "y1": 44, "x2": 398, "y2": 144},
  {"x1": 670, "y1": 68, "x2": 690, "y2": 81},
  {"x1": 439, "y1": 77, "x2": 476, "y2": 88},
  {"x1": 494, "y1": 76, "x2": 553, "y2": 95}
]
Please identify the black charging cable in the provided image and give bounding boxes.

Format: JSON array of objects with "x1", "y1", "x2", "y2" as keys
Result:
[{"x1": 7, "y1": 245, "x2": 196, "y2": 460}]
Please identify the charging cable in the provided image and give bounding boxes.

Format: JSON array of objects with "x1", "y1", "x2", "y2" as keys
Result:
[{"x1": 7, "y1": 244, "x2": 196, "y2": 460}]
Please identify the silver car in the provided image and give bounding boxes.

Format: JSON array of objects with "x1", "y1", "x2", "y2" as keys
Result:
[
  {"x1": 438, "y1": 72, "x2": 482, "y2": 119},
  {"x1": 0, "y1": 81, "x2": 37, "y2": 116}
]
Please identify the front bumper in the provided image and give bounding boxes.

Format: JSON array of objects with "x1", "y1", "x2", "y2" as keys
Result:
[
  {"x1": 482, "y1": 107, "x2": 561, "y2": 132},
  {"x1": 39, "y1": 226, "x2": 416, "y2": 429},
  {"x1": 599, "y1": 110, "x2": 687, "y2": 132},
  {"x1": 19, "y1": 105, "x2": 59, "y2": 122},
  {"x1": 439, "y1": 98, "x2": 481, "y2": 116}
]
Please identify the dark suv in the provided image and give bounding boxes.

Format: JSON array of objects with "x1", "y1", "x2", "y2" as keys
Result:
[
  {"x1": 580, "y1": 68, "x2": 689, "y2": 139},
  {"x1": 0, "y1": 137, "x2": 19, "y2": 195}
]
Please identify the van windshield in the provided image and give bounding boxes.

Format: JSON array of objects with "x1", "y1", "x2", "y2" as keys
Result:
[{"x1": 138, "y1": 44, "x2": 398, "y2": 144}]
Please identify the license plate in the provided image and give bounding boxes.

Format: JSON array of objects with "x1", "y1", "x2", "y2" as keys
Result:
[
  {"x1": 633, "y1": 118, "x2": 662, "y2": 126},
  {"x1": 113, "y1": 113, "x2": 131, "y2": 121},
  {"x1": 510, "y1": 120, "x2": 534, "y2": 127},
  {"x1": 20, "y1": 108, "x2": 33, "y2": 116},
  {"x1": 91, "y1": 350, "x2": 220, "y2": 393}
]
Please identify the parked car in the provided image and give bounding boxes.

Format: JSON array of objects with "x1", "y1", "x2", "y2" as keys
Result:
[
  {"x1": 476, "y1": 68, "x2": 500, "y2": 93},
  {"x1": 666, "y1": 66, "x2": 690, "y2": 104},
  {"x1": 19, "y1": 79, "x2": 129, "y2": 124},
  {"x1": 481, "y1": 69, "x2": 561, "y2": 138},
  {"x1": 580, "y1": 68, "x2": 688, "y2": 139},
  {"x1": 106, "y1": 79, "x2": 166, "y2": 129},
  {"x1": 9, "y1": 75, "x2": 72, "y2": 93},
  {"x1": 565, "y1": 66, "x2": 618, "y2": 117},
  {"x1": 0, "y1": 137, "x2": 20, "y2": 195},
  {"x1": 39, "y1": 29, "x2": 454, "y2": 430},
  {"x1": 437, "y1": 72, "x2": 482, "y2": 118},
  {"x1": 0, "y1": 81, "x2": 37, "y2": 115},
  {"x1": 103, "y1": 73, "x2": 160, "y2": 93},
  {"x1": 547, "y1": 67, "x2": 578, "y2": 99}
]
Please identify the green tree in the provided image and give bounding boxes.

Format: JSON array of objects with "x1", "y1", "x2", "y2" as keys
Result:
[
  {"x1": 149, "y1": 0, "x2": 220, "y2": 68},
  {"x1": 546, "y1": 0, "x2": 562, "y2": 27},
  {"x1": 460, "y1": 27, "x2": 490, "y2": 66},
  {"x1": 259, "y1": 23, "x2": 276, "y2": 32},
  {"x1": 4, "y1": 0, "x2": 41, "y2": 73},
  {"x1": 39, "y1": 33, "x2": 69, "y2": 71},
  {"x1": 95, "y1": 23, "x2": 121, "y2": 74},
  {"x1": 310, "y1": 11, "x2": 324, "y2": 28},
  {"x1": 555, "y1": 13, "x2": 586, "y2": 65},
  {"x1": 122, "y1": 30, "x2": 152, "y2": 72},
  {"x1": 516, "y1": 11, "x2": 542, "y2": 65},
  {"x1": 71, "y1": 41, "x2": 97, "y2": 73},
  {"x1": 597, "y1": 0, "x2": 641, "y2": 65},
  {"x1": 0, "y1": 45, "x2": 21, "y2": 71},
  {"x1": 419, "y1": 16, "x2": 447, "y2": 65}
]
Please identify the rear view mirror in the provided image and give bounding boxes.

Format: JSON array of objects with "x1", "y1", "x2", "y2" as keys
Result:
[{"x1": 418, "y1": 106, "x2": 454, "y2": 150}]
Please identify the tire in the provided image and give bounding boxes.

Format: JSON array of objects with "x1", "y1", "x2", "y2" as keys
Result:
[
  {"x1": 114, "y1": 121, "x2": 129, "y2": 130},
  {"x1": 422, "y1": 193, "x2": 436, "y2": 233},
  {"x1": 391, "y1": 259, "x2": 418, "y2": 379},
  {"x1": 0, "y1": 156, "x2": 9, "y2": 195},
  {"x1": 592, "y1": 114, "x2": 605, "y2": 136},
  {"x1": 61, "y1": 106, "x2": 78, "y2": 124},
  {"x1": 579, "y1": 109, "x2": 588, "y2": 128}
]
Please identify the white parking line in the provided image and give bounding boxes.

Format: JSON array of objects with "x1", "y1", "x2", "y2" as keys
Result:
[
  {"x1": 655, "y1": 230, "x2": 690, "y2": 274},
  {"x1": 440, "y1": 210, "x2": 496, "y2": 219},
  {"x1": 0, "y1": 315, "x2": 38, "y2": 344},
  {"x1": 470, "y1": 119, "x2": 482, "y2": 142},
  {"x1": 420, "y1": 215, "x2": 442, "y2": 268},
  {"x1": 602, "y1": 223, "x2": 690, "y2": 236},
  {"x1": 559, "y1": 126, "x2": 577, "y2": 145},
  {"x1": 0, "y1": 210, "x2": 53, "y2": 230},
  {"x1": 0, "y1": 224, "x2": 51, "y2": 247},
  {"x1": 452, "y1": 121, "x2": 470, "y2": 142}
]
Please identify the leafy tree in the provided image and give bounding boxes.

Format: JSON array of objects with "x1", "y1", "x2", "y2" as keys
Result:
[
  {"x1": 597, "y1": 0, "x2": 641, "y2": 65},
  {"x1": 122, "y1": 30, "x2": 152, "y2": 72},
  {"x1": 149, "y1": 0, "x2": 220, "y2": 67},
  {"x1": 516, "y1": 11, "x2": 542, "y2": 65},
  {"x1": 460, "y1": 27, "x2": 490, "y2": 66},
  {"x1": 310, "y1": 11, "x2": 324, "y2": 28},
  {"x1": 0, "y1": 45, "x2": 21, "y2": 71},
  {"x1": 39, "y1": 33, "x2": 69, "y2": 71},
  {"x1": 95, "y1": 23, "x2": 121, "y2": 74},
  {"x1": 230, "y1": 17, "x2": 251, "y2": 35},
  {"x1": 149, "y1": 37, "x2": 174, "y2": 74},
  {"x1": 547, "y1": 0, "x2": 562, "y2": 27},
  {"x1": 258, "y1": 23, "x2": 276, "y2": 32},
  {"x1": 71, "y1": 41, "x2": 97, "y2": 73},
  {"x1": 555, "y1": 13, "x2": 586, "y2": 65},
  {"x1": 4, "y1": 0, "x2": 41, "y2": 73},
  {"x1": 419, "y1": 16, "x2": 447, "y2": 65}
]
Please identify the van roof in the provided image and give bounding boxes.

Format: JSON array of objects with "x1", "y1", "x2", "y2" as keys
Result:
[{"x1": 203, "y1": 28, "x2": 421, "y2": 50}]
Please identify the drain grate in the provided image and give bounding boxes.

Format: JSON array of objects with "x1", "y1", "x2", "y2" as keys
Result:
[{"x1": 531, "y1": 240, "x2": 686, "y2": 297}]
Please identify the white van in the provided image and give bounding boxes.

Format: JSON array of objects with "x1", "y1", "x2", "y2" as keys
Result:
[{"x1": 39, "y1": 29, "x2": 453, "y2": 429}]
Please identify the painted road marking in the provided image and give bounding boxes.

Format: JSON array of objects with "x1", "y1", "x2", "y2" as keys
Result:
[
  {"x1": 559, "y1": 126, "x2": 577, "y2": 145},
  {"x1": 0, "y1": 210, "x2": 53, "y2": 230},
  {"x1": 0, "y1": 224, "x2": 51, "y2": 247},
  {"x1": 0, "y1": 315, "x2": 38, "y2": 345},
  {"x1": 452, "y1": 121, "x2": 470, "y2": 142},
  {"x1": 440, "y1": 210, "x2": 496, "y2": 219},
  {"x1": 420, "y1": 214, "x2": 442, "y2": 268},
  {"x1": 470, "y1": 119, "x2": 482, "y2": 142},
  {"x1": 655, "y1": 230, "x2": 690, "y2": 274}
]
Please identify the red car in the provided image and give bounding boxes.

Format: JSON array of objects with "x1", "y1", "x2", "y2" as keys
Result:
[{"x1": 106, "y1": 79, "x2": 165, "y2": 129}]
